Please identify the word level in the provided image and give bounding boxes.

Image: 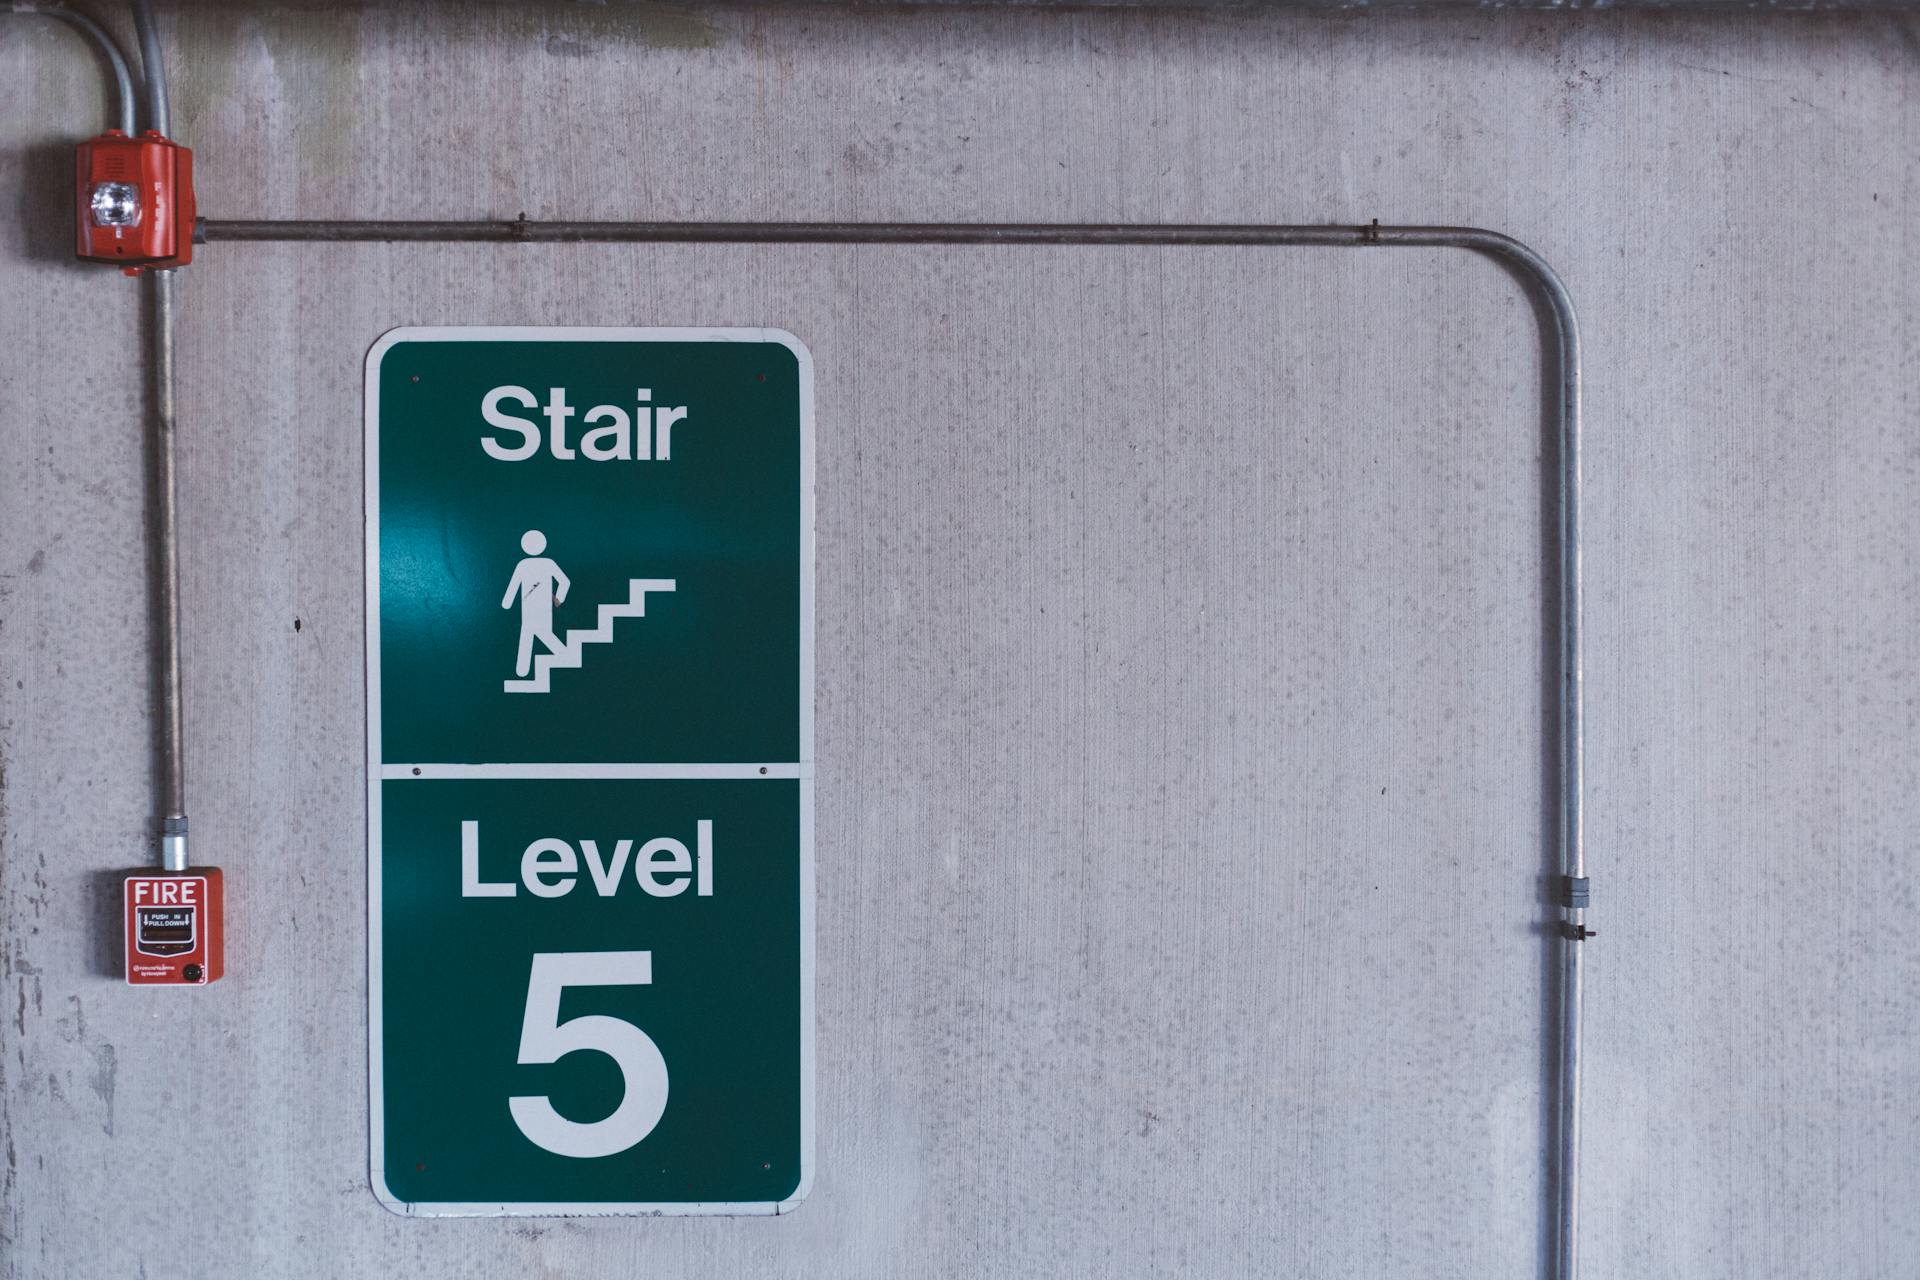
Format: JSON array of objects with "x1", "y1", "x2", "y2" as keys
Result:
[{"x1": 461, "y1": 819, "x2": 715, "y2": 899}]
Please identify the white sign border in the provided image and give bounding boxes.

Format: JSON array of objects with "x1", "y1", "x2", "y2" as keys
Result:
[{"x1": 364, "y1": 325, "x2": 816, "y2": 1217}]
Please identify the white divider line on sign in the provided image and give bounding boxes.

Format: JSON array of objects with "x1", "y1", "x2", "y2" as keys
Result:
[{"x1": 381, "y1": 762, "x2": 808, "y2": 781}]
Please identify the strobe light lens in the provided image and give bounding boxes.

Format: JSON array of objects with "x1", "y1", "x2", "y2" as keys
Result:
[{"x1": 89, "y1": 182, "x2": 140, "y2": 228}]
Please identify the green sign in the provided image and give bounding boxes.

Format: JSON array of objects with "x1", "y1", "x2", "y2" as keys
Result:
[{"x1": 366, "y1": 327, "x2": 813, "y2": 1216}]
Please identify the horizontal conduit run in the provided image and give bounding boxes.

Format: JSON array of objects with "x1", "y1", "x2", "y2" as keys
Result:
[{"x1": 200, "y1": 213, "x2": 1588, "y2": 1278}]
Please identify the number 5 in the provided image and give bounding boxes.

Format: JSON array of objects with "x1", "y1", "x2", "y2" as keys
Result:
[{"x1": 509, "y1": 951, "x2": 669, "y2": 1158}]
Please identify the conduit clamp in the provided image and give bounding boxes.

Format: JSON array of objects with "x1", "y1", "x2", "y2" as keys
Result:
[{"x1": 1562, "y1": 875, "x2": 1595, "y2": 941}]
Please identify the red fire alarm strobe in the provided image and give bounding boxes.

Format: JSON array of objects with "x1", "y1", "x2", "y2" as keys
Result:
[
  {"x1": 124, "y1": 870, "x2": 223, "y2": 985},
  {"x1": 75, "y1": 130, "x2": 196, "y2": 273}
]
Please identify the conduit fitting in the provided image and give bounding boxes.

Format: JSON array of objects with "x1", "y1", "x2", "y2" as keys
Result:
[
  {"x1": 159, "y1": 818, "x2": 188, "y2": 872},
  {"x1": 1563, "y1": 877, "x2": 1595, "y2": 941}
]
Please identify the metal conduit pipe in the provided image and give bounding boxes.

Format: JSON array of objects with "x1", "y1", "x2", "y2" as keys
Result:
[
  {"x1": 147, "y1": 265, "x2": 185, "y2": 871},
  {"x1": 759, "y1": 0, "x2": 1920, "y2": 8},
  {"x1": 129, "y1": 0, "x2": 166, "y2": 134},
  {"x1": 198, "y1": 215, "x2": 1588, "y2": 1278},
  {"x1": 128, "y1": 0, "x2": 186, "y2": 872},
  {"x1": 4, "y1": 3, "x2": 139, "y2": 136}
]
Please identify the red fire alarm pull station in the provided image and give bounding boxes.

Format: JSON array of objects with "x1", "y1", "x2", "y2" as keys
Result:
[
  {"x1": 124, "y1": 870, "x2": 223, "y2": 985},
  {"x1": 74, "y1": 130, "x2": 195, "y2": 274}
]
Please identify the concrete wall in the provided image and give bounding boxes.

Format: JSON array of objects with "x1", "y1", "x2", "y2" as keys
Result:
[{"x1": 2, "y1": 4, "x2": 1915, "y2": 1277}]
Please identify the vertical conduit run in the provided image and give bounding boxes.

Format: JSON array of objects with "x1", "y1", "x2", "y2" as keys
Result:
[
  {"x1": 147, "y1": 267, "x2": 185, "y2": 869},
  {"x1": 1485, "y1": 227, "x2": 1585, "y2": 1280},
  {"x1": 196, "y1": 216, "x2": 1589, "y2": 1277},
  {"x1": 131, "y1": 0, "x2": 188, "y2": 871},
  {"x1": 130, "y1": 0, "x2": 167, "y2": 134}
]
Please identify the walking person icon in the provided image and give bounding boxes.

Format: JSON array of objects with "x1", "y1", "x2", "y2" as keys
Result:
[
  {"x1": 497, "y1": 531, "x2": 675, "y2": 694},
  {"x1": 503, "y1": 530, "x2": 571, "y2": 678}
]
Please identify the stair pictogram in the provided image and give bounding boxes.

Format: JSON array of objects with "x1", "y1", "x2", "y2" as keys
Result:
[{"x1": 503, "y1": 578, "x2": 676, "y2": 693}]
